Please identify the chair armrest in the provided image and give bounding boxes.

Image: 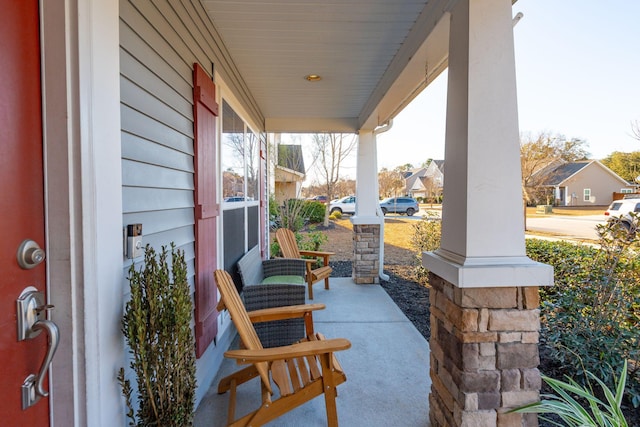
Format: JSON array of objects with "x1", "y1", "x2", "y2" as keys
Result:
[
  {"x1": 262, "y1": 258, "x2": 306, "y2": 277},
  {"x1": 299, "y1": 250, "x2": 334, "y2": 266},
  {"x1": 299, "y1": 250, "x2": 335, "y2": 257},
  {"x1": 247, "y1": 303, "x2": 325, "y2": 323},
  {"x1": 225, "y1": 338, "x2": 351, "y2": 362}
]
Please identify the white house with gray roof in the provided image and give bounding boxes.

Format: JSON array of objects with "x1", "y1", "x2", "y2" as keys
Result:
[{"x1": 404, "y1": 160, "x2": 444, "y2": 200}]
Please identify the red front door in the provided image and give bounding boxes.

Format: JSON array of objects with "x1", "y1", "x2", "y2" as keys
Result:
[{"x1": 0, "y1": 1, "x2": 50, "y2": 425}]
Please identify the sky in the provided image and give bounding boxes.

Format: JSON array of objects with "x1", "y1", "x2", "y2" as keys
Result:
[{"x1": 288, "y1": 0, "x2": 640, "y2": 183}]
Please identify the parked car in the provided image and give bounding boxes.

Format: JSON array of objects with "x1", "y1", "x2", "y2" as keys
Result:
[
  {"x1": 329, "y1": 196, "x2": 356, "y2": 215},
  {"x1": 379, "y1": 197, "x2": 419, "y2": 216},
  {"x1": 307, "y1": 195, "x2": 328, "y2": 203},
  {"x1": 224, "y1": 196, "x2": 253, "y2": 202},
  {"x1": 604, "y1": 196, "x2": 640, "y2": 232}
]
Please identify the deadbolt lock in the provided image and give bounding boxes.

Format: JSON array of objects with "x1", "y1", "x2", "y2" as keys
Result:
[{"x1": 17, "y1": 239, "x2": 46, "y2": 270}]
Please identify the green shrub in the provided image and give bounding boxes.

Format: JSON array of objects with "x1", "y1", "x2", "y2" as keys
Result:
[
  {"x1": 410, "y1": 212, "x2": 442, "y2": 282},
  {"x1": 305, "y1": 201, "x2": 327, "y2": 224},
  {"x1": 411, "y1": 211, "x2": 640, "y2": 407},
  {"x1": 118, "y1": 244, "x2": 196, "y2": 426},
  {"x1": 268, "y1": 194, "x2": 279, "y2": 217},
  {"x1": 277, "y1": 199, "x2": 326, "y2": 231},
  {"x1": 300, "y1": 229, "x2": 328, "y2": 251},
  {"x1": 329, "y1": 211, "x2": 342, "y2": 220},
  {"x1": 279, "y1": 199, "x2": 306, "y2": 231},
  {"x1": 526, "y1": 221, "x2": 640, "y2": 408},
  {"x1": 270, "y1": 239, "x2": 281, "y2": 258},
  {"x1": 270, "y1": 229, "x2": 328, "y2": 258}
]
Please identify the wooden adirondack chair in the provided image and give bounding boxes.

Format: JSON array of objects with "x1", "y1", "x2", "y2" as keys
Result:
[
  {"x1": 214, "y1": 269, "x2": 351, "y2": 427},
  {"x1": 275, "y1": 228, "x2": 334, "y2": 299}
]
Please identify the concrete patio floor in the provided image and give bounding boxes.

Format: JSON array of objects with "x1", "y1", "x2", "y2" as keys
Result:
[{"x1": 194, "y1": 277, "x2": 431, "y2": 427}]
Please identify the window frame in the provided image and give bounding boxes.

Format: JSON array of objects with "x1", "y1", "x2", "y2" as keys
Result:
[{"x1": 221, "y1": 99, "x2": 260, "y2": 209}]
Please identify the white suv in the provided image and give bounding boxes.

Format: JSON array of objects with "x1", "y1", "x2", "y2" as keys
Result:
[
  {"x1": 329, "y1": 196, "x2": 356, "y2": 215},
  {"x1": 604, "y1": 196, "x2": 640, "y2": 232}
]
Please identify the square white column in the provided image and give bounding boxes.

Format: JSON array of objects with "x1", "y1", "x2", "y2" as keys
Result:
[{"x1": 423, "y1": 0, "x2": 552, "y2": 288}]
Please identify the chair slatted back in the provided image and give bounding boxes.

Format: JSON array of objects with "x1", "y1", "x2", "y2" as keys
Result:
[
  {"x1": 213, "y1": 270, "x2": 271, "y2": 392},
  {"x1": 275, "y1": 228, "x2": 301, "y2": 259}
]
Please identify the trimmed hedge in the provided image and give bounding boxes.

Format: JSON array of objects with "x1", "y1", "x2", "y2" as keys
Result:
[{"x1": 526, "y1": 237, "x2": 640, "y2": 408}]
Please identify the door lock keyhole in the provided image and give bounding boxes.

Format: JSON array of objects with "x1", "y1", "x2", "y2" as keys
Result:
[{"x1": 17, "y1": 239, "x2": 46, "y2": 269}]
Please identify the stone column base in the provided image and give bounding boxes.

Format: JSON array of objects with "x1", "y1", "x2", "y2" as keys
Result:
[
  {"x1": 352, "y1": 224, "x2": 380, "y2": 284},
  {"x1": 428, "y1": 273, "x2": 541, "y2": 427}
]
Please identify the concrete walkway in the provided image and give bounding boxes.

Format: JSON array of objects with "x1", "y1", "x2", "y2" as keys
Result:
[{"x1": 194, "y1": 277, "x2": 431, "y2": 427}]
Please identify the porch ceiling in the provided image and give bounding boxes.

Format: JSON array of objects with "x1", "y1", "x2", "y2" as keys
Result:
[{"x1": 201, "y1": 0, "x2": 451, "y2": 133}]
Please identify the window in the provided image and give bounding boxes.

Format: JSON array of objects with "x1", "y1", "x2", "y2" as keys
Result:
[
  {"x1": 222, "y1": 101, "x2": 245, "y2": 200},
  {"x1": 246, "y1": 131, "x2": 259, "y2": 201},
  {"x1": 221, "y1": 101, "x2": 260, "y2": 204},
  {"x1": 583, "y1": 188, "x2": 591, "y2": 201},
  {"x1": 219, "y1": 99, "x2": 265, "y2": 277},
  {"x1": 621, "y1": 188, "x2": 633, "y2": 193}
]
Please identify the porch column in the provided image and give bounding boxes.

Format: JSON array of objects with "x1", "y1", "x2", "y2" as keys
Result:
[
  {"x1": 351, "y1": 130, "x2": 384, "y2": 284},
  {"x1": 423, "y1": 0, "x2": 553, "y2": 425}
]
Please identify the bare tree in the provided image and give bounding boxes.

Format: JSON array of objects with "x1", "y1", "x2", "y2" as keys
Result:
[
  {"x1": 521, "y1": 132, "x2": 589, "y2": 206},
  {"x1": 378, "y1": 168, "x2": 405, "y2": 198},
  {"x1": 222, "y1": 132, "x2": 246, "y2": 198},
  {"x1": 394, "y1": 163, "x2": 414, "y2": 174},
  {"x1": 311, "y1": 133, "x2": 357, "y2": 225},
  {"x1": 520, "y1": 132, "x2": 589, "y2": 228},
  {"x1": 632, "y1": 120, "x2": 640, "y2": 141},
  {"x1": 421, "y1": 176, "x2": 442, "y2": 204},
  {"x1": 223, "y1": 169, "x2": 243, "y2": 197}
]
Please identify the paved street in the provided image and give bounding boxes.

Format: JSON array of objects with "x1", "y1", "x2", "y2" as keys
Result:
[
  {"x1": 525, "y1": 214, "x2": 606, "y2": 241},
  {"x1": 385, "y1": 206, "x2": 607, "y2": 242}
]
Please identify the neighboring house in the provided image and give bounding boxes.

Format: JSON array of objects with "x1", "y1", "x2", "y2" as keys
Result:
[
  {"x1": 404, "y1": 160, "x2": 444, "y2": 200},
  {"x1": 536, "y1": 160, "x2": 634, "y2": 206},
  {"x1": 274, "y1": 145, "x2": 306, "y2": 203}
]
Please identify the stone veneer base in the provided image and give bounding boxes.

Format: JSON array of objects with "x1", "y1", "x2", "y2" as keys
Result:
[
  {"x1": 352, "y1": 223, "x2": 380, "y2": 284},
  {"x1": 428, "y1": 272, "x2": 541, "y2": 427}
]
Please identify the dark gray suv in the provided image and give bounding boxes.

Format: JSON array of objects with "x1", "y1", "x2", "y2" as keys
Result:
[{"x1": 379, "y1": 197, "x2": 419, "y2": 216}]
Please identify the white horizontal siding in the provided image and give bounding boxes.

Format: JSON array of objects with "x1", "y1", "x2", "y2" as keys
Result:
[
  {"x1": 120, "y1": 0, "x2": 266, "y2": 408},
  {"x1": 122, "y1": 159, "x2": 193, "y2": 190},
  {"x1": 121, "y1": 133, "x2": 194, "y2": 172},
  {"x1": 121, "y1": 105, "x2": 193, "y2": 154}
]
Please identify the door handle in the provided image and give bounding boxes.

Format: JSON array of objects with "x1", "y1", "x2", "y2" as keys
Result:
[
  {"x1": 17, "y1": 287, "x2": 60, "y2": 409},
  {"x1": 30, "y1": 319, "x2": 59, "y2": 397}
]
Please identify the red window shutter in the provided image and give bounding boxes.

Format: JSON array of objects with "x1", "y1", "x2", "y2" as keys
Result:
[{"x1": 193, "y1": 63, "x2": 219, "y2": 358}]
